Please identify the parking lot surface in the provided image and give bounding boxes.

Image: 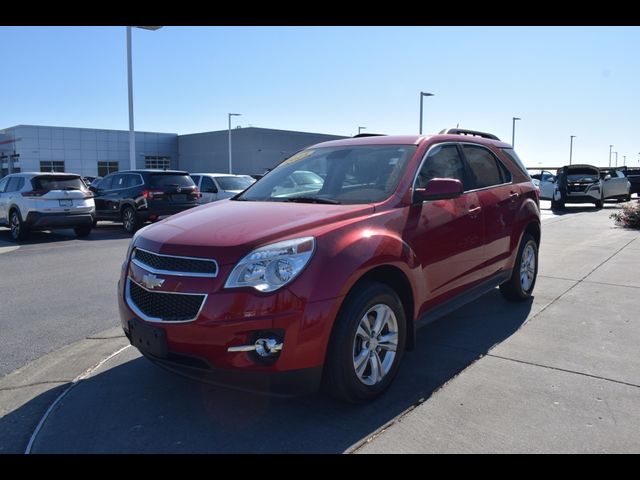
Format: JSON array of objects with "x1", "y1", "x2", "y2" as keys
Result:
[{"x1": 1, "y1": 202, "x2": 638, "y2": 453}]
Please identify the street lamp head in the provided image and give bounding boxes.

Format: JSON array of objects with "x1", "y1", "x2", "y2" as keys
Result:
[
  {"x1": 421, "y1": 92, "x2": 434, "y2": 97},
  {"x1": 513, "y1": 117, "x2": 521, "y2": 121},
  {"x1": 229, "y1": 113, "x2": 241, "y2": 117},
  {"x1": 135, "y1": 26, "x2": 163, "y2": 31}
]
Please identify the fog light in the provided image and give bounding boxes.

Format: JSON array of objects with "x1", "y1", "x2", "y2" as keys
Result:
[{"x1": 227, "y1": 336, "x2": 283, "y2": 356}]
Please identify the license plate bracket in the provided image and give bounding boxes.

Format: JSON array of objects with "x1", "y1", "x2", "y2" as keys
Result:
[{"x1": 128, "y1": 319, "x2": 168, "y2": 358}]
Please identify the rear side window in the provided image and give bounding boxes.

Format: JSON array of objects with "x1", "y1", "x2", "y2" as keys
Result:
[
  {"x1": 500, "y1": 148, "x2": 530, "y2": 179},
  {"x1": 149, "y1": 174, "x2": 195, "y2": 188},
  {"x1": 0, "y1": 177, "x2": 8, "y2": 193},
  {"x1": 416, "y1": 144, "x2": 469, "y2": 190},
  {"x1": 31, "y1": 175, "x2": 84, "y2": 191},
  {"x1": 462, "y1": 145, "x2": 506, "y2": 189},
  {"x1": 125, "y1": 174, "x2": 143, "y2": 188}
]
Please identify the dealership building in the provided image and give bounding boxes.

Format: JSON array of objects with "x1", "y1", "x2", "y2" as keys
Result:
[{"x1": 0, "y1": 125, "x2": 346, "y2": 178}]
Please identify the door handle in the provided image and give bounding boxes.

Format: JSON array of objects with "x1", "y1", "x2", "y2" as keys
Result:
[
  {"x1": 509, "y1": 191, "x2": 520, "y2": 200},
  {"x1": 468, "y1": 205, "x2": 482, "y2": 215}
]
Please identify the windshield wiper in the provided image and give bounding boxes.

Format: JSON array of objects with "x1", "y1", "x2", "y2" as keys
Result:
[{"x1": 283, "y1": 196, "x2": 341, "y2": 205}]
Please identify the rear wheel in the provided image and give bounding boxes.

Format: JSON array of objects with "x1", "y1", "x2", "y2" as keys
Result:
[
  {"x1": 323, "y1": 281, "x2": 406, "y2": 403},
  {"x1": 121, "y1": 205, "x2": 141, "y2": 234},
  {"x1": 74, "y1": 226, "x2": 92, "y2": 237},
  {"x1": 500, "y1": 232, "x2": 538, "y2": 301},
  {"x1": 9, "y1": 209, "x2": 28, "y2": 241},
  {"x1": 551, "y1": 199, "x2": 564, "y2": 210}
]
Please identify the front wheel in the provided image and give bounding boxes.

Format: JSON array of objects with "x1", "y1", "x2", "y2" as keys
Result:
[
  {"x1": 551, "y1": 200, "x2": 564, "y2": 210},
  {"x1": 323, "y1": 282, "x2": 406, "y2": 403},
  {"x1": 500, "y1": 232, "x2": 538, "y2": 301}
]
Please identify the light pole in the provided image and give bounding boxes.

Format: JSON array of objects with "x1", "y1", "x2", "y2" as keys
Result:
[
  {"x1": 126, "y1": 26, "x2": 162, "y2": 171},
  {"x1": 511, "y1": 117, "x2": 521, "y2": 147},
  {"x1": 228, "y1": 113, "x2": 241, "y2": 174},
  {"x1": 419, "y1": 92, "x2": 434, "y2": 135},
  {"x1": 569, "y1": 135, "x2": 576, "y2": 165},
  {"x1": 613, "y1": 151, "x2": 618, "y2": 167},
  {"x1": 623, "y1": 155, "x2": 626, "y2": 166},
  {"x1": 609, "y1": 144, "x2": 613, "y2": 167},
  {"x1": 358, "y1": 126, "x2": 367, "y2": 135}
]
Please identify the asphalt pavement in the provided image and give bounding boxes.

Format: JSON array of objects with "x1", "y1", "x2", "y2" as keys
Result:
[{"x1": 1, "y1": 201, "x2": 638, "y2": 453}]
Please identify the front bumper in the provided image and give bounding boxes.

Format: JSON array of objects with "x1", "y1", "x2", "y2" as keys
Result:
[
  {"x1": 25, "y1": 211, "x2": 95, "y2": 229},
  {"x1": 117, "y1": 268, "x2": 341, "y2": 396}
]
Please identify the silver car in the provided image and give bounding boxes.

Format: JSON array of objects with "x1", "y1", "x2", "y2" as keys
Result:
[
  {"x1": 189, "y1": 173, "x2": 255, "y2": 204},
  {"x1": 0, "y1": 172, "x2": 95, "y2": 241}
]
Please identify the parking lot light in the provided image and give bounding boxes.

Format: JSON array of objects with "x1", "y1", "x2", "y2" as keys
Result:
[
  {"x1": 569, "y1": 135, "x2": 576, "y2": 165},
  {"x1": 609, "y1": 145, "x2": 613, "y2": 167},
  {"x1": 419, "y1": 92, "x2": 434, "y2": 135},
  {"x1": 512, "y1": 117, "x2": 521, "y2": 147},
  {"x1": 127, "y1": 26, "x2": 163, "y2": 171},
  {"x1": 228, "y1": 113, "x2": 242, "y2": 174}
]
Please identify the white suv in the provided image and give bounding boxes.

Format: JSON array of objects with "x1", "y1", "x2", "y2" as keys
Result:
[{"x1": 0, "y1": 172, "x2": 95, "y2": 241}]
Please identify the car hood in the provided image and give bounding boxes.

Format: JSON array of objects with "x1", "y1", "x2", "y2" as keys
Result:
[{"x1": 135, "y1": 199, "x2": 374, "y2": 265}]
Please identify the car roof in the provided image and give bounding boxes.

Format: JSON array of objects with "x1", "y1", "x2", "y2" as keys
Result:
[
  {"x1": 308, "y1": 133, "x2": 511, "y2": 149},
  {"x1": 190, "y1": 173, "x2": 251, "y2": 177},
  {"x1": 6, "y1": 172, "x2": 82, "y2": 178}
]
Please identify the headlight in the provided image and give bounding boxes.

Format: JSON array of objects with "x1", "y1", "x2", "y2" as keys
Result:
[{"x1": 225, "y1": 237, "x2": 315, "y2": 292}]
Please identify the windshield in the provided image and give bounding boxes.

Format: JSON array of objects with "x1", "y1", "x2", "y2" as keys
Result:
[
  {"x1": 31, "y1": 175, "x2": 86, "y2": 191},
  {"x1": 149, "y1": 174, "x2": 195, "y2": 188},
  {"x1": 215, "y1": 176, "x2": 254, "y2": 191},
  {"x1": 237, "y1": 145, "x2": 416, "y2": 204},
  {"x1": 566, "y1": 168, "x2": 599, "y2": 182}
]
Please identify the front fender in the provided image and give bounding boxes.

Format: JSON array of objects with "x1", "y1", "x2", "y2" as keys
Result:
[{"x1": 288, "y1": 227, "x2": 422, "y2": 305}]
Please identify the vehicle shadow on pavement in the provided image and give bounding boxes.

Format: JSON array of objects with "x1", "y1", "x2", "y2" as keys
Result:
[
  {"x1": 3, "y1": 290, "x2": 532, "y2": 454},
  {"x1": 545, "y1": 204, "x2": 621, "y2": 216},
  {"x1": 0, "y1": 224, "x2": 130, "y2": 245}
]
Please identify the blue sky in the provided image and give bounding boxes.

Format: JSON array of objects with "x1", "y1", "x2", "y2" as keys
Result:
[{"x1": 1, "y1": 26, "x2": 638, "y2": 168}]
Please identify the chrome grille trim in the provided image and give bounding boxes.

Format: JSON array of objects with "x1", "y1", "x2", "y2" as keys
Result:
[
  {"x1": 132, "y1": 247, "x2": 219, "y2": 278},
  {"x1": 125, "y1": 277, "x2": 207, "y2": 323}
]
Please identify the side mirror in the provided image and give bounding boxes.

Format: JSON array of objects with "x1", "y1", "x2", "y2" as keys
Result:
[
  {"x1": 604, "y1": 174, "x2": 612, "y2": 180},
  {"x1": 88, "y1": 185, "x2": 97, "y2": 193},
  {"x1": 414, "y1": 178, "x2": 464, "y2": 202}
]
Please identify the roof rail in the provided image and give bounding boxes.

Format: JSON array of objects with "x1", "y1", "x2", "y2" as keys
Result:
[
  {"x1": 438, "y1": 128, "x2": 500, "y2": 141},
  {"x1": 353, "y1": 133, "x2": 387, "y2": 138}
]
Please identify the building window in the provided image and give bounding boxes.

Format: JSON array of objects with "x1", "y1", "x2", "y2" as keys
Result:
[
  {"x1": 97, "y1": 161, "x2": 119, "y2": 177},
  {"x1": 144, "y1": 156, "x2": 171, "y2": 169},
  {"x1": 40, "y1": 160, "x2": 65, "y2": 172}
]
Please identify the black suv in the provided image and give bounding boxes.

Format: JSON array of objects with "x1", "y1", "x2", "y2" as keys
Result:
[{"x1": 90, "y1": 170, "x2": 200, "y2": 233}]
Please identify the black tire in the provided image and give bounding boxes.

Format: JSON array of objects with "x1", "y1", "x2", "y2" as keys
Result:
[
  {"x1": 551, "y1": 199, "x2": 564, "y2": 210},
  {"x1": 9, "y1": 209, "x2": 28, "y2": 241},
  {"x1": 121, "y1": 205, "x2": 141, "y2": 234},
  {"x1": 92, "y1": 217, "x2": 98, "y2": 228},
  {"x1": 625, "y1": 194, "x2": 632, "y2": 202},
  {"x1": 595, "y1": 198, "x2": 603, "y2": 209},
  {"x1": 323, "y1": 281, "x2": 406, "y2": 403},
  {"x1": 500, "y1": 232, "x2": 538, "y2": 302},
  {"x1": 74, "y1": 226, "x2": 92, "y2": 238}
]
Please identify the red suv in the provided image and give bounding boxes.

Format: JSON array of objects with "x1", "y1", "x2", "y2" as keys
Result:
[{"x1": 118, "y1": 129, "x2": 540, "y2": 402}]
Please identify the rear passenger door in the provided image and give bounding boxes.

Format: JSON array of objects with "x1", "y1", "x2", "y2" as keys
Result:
[
  {"x1": 200, "y1": 176, "x2": 219, "y2": 203},
  {"x1": 461, "y1": 144, "x2": 520, "y2": 272}
]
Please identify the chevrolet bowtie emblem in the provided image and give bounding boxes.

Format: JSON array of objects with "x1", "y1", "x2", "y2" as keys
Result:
[{"x1": 141, "y1": 273, "x2": 165, "y2": 290}]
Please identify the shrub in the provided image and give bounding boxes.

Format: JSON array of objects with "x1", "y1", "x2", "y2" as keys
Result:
[{"x1": 610, "y1": 201, "x2": 640, "y2": 229}]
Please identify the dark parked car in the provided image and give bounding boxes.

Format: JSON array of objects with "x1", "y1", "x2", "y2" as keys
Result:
[
  {"x1": 119, "y1": 128, "x2": 541, "y2": 402},
  {"x1": 90, "y1": 170, "x2": 200, "y2": 233},
  {"x1": 621, "y1": 167, "x2": 640, "y2": 196}
]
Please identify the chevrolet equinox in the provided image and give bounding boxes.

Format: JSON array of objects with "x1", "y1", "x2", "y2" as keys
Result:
[{"x1": 118, "y1": 129, "x2": 541, "y2": 402}]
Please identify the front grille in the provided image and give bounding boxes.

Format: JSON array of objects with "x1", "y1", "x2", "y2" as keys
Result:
[
  {"x1": 127, "y1": 278, "x2": 205, "y2": 322},
  {"x1": 569, "y1": 183, "x2": 589, "y2": 192},
  {"x1": 133, "y1": 248, "x2": 218, "y2": 276}
]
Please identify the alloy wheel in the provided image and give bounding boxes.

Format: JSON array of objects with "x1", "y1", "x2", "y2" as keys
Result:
[
  {"x1": 352, "y1": 304, "x2": 398, "y2": 386},
  {"x1": 10, "y1": 212, "x2": 20, "y2": 239},
  {"x1": 520, "y1": 242, "x2": 536, "y2": 291}
]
